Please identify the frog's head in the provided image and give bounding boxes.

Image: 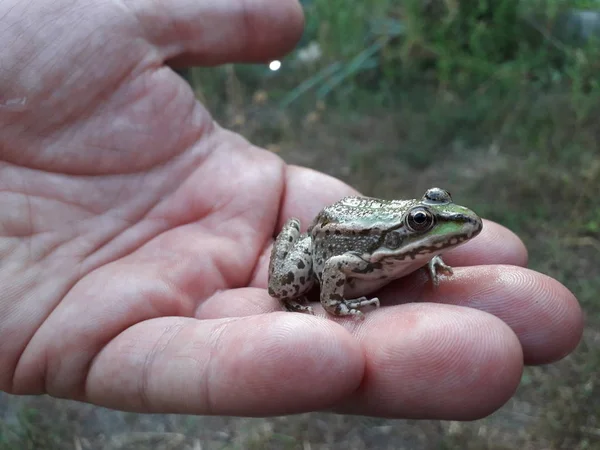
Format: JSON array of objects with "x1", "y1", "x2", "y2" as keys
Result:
[{"x1": 372, "y1": 187, "x2": 483, "y2": 263}]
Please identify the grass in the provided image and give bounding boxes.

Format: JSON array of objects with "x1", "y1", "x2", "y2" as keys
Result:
[
  {"x1": 2, "y1": 0, "x2": 600, "y2": 449},
  {"x1": 0, "y1": 407, "x2": 67, "y2": 450}
]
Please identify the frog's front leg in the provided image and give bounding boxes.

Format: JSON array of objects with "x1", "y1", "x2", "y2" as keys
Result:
[
  {"x1": 427, "y1": 255, "x2": 453, "y2": 287},
  {"x1": 320, "y1": 254, "x2": 381, "y2": 320},
  {"x1": 268, "y1": 218, "x2": 315, "y2": 314}
]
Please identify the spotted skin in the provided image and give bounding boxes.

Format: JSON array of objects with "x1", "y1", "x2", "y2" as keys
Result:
[{"x1": 267, "y1": 188, "x2": 483, "y2": 320}]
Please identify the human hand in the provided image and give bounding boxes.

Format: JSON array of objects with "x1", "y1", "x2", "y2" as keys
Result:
[{"x1": 0, "y1": 0, "x2": 582, "y2": 419}]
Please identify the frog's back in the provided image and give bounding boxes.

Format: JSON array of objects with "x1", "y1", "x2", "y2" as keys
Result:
[{"x1": 309, "y1": 196, "x2": 416, "y2": 232}]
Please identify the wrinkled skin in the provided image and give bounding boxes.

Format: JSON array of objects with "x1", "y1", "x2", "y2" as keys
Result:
[{"x1": 0, "y1": 0, "x2": 583, "y2": 419}]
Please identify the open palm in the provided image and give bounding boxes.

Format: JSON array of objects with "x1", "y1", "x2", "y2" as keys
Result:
[{"x1": 0, "y1": 0, "x2": 582, "y2": 419}]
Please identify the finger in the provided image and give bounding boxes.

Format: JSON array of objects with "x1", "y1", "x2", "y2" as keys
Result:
[
  {"x1": 403, "y1": 265, "x2": 583, "y2": 365},
  {"x1": 205, "y1": 266, "x2": 582, "y2": 367},
  {"x1": 86, "y1": 314, "x2": 364, "y2": 415},
  {"x1": 332, "y1": 303, "x2": 524, "y2": 419},
  {"x1": 129, "y1": 0, "x2": 304, "y2": 65}
]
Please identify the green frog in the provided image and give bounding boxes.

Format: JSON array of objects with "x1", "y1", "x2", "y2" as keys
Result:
[{"x1": 267, "y1": 187, "x2": 483, "y2": 319}]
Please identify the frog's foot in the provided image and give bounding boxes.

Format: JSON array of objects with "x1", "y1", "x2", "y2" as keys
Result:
[
  {"x1": 282, "y1": 297, "x2": 315, "y2": 315},
  {"x1": 326, "y1": 296, "x2": 380, "y2": 321},
  {"x1": 428, "y1": 255, "x2": 454, "y2": 287}
]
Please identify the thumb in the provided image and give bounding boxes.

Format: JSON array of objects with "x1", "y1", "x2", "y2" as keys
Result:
[
  {"x1": 129, "y1": 0, "x2": 305, "y2": 65},
  {"x1": 0, "y1": 0, "x2": 303, "y2": 172}
]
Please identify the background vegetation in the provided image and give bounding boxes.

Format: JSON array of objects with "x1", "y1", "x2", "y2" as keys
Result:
[{"x1": 2, "y1": 0, "x2": 599, "y2": 448}]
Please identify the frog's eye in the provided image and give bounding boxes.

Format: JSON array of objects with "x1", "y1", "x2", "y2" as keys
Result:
[
  {"x1": 384, "y1": 232, "x2": 402, "y2": 249},
  {"x1": 406, "y1": 207, "x2": 435, "y2": 232}
]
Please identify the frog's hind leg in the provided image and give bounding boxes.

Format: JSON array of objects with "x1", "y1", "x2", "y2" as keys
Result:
[{"x1": 268, "y1": 218, "x2": 315, "y2": 314}]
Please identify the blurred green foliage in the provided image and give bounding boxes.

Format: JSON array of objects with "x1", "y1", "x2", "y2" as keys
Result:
[{"x1": 189, "y1": 0, "x2": 600, "y2": 120}]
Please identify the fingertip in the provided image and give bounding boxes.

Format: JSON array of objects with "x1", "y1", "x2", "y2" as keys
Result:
[
  {"x1": 152, "y1": 0, "x2": 305, "y2": 65},
  {"x1": 510, "y1": 269, "x2": 584, "y2": 365},
  {"x1": 484, "y1": 220, "x2": 529, "y2": 266},
  {"x1": 338, "y1": 304, "x2": 524, "y2": 419},
  {"x1": 434, "y1": 266, "x2": 584, "y2": 366},
  {"x1": 251, "y1": 0, "x2": 305, "y2": 62}
]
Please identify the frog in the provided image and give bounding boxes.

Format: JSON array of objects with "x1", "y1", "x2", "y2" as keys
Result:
[{"x1": 267, "y1": 187, "x2": 483, "y2": 320}]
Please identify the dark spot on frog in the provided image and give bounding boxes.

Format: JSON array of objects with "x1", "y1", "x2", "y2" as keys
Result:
[
  {"x1": 335, "y1": 278, "x2": 345, "y2": 287},
  {"x1": 299, "y1": 276, "x2": 306, "y2": 284},
  {"x1": 329, "y1": 293, "x2": 343, "y2": 301},
  {"x1": 334, "y1": 230, "x2": 341, "y2": 235},
  {"x1": 297, "y1": 260, "x2": 305, "y2": 269},
  {"x1": 282, "y1": 251, "x2": 288, "y2": 259},
  {"x1": 283, "y1": 271, "x2": 295, "y2": 284},
  {"x1": 288, "y1": 236, "x2": 294, "y2": 242},
  {"x1": 325, "y1": 230, "x2": 330, "y2": 236}
]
